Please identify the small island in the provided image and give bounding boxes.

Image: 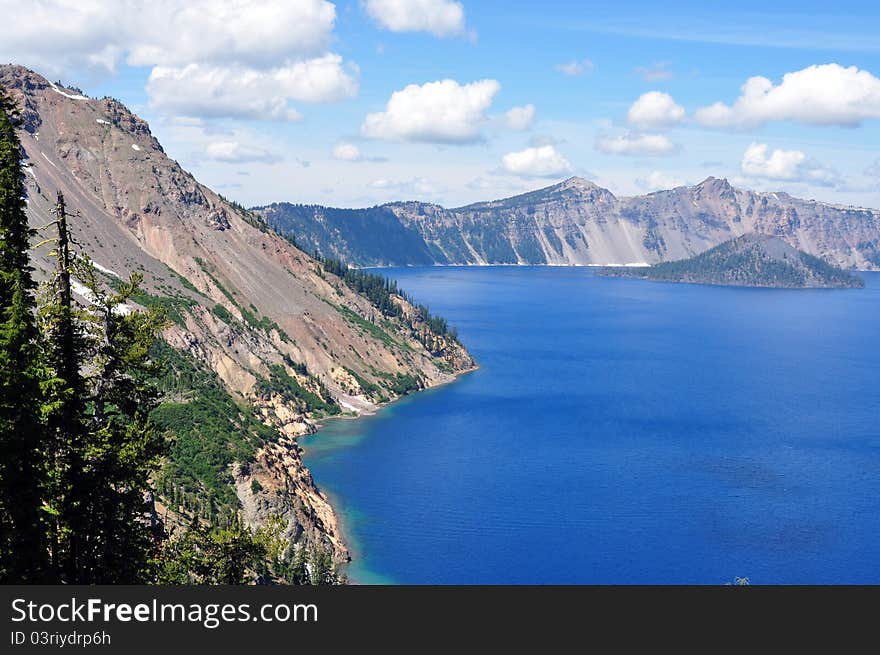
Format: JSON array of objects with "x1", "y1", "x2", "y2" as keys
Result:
[{"x1": 598, "y1": 234, "x2": 865, "y2": 289}]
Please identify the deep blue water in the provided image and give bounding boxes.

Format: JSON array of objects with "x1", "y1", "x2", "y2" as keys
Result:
[{"x1": 301, "y1": 268, "x2": 880, "y2": 584}]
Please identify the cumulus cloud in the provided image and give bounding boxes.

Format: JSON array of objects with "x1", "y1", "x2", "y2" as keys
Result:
[
  {"x1": 0, "y1": 0, "x2": 337, "y2": 72},
  {"x1": 695, "y1": 63, "x2": 880, "y2": 128},
  {"x1": 361, "y1": 78, "x2": 500, "y2": 143},
  {"x1": 146, "y1": 57, "x2": 358, "y2": 121},
  {"x1": 364, "y1": 0, "x2": 466, "y2": 37},
  {"x1": 204, "y1": 141, "x2": 282, "y2": 164},
  {"x1": 740, "y1": 143, "x2": 839, "y2": 186},
  {"x1": 332, "y1": 142, "x2": 362, "y2": 161},
  {"x1": 505, "y1": 104, "x2": 535, "y2": 131},
  {"x1": 595, "y1": 133, "x2": 676, "y2": 156},
  {"x1": 557, "y1": 59, "x2": 594, "y2": 76},
  {"x1": 501, "y1": 146, "x2": 572, "y2": 178},
  {"x1": 127, "y1": 0, "x2": 336, "y2": 67},
  {"x1": 0, "y1": 0, "x2": 357, "y2": 120},
  {"x1": 635, "y1": 171, "x2": 685, "y2": 191},
  {"x1": 0, "y1": 1, "x2": 127, "y2": 75},
  {"x1": 636, "y1": 62, "x2": 673, "y2": 82},
  {"x1": 627, "y1": 92, "x2": 685, "y2": 130}
]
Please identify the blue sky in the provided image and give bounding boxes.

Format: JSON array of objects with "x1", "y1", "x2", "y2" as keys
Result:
[{"x1": 3, "y1": 0, "x2": 880, "y2": 209}]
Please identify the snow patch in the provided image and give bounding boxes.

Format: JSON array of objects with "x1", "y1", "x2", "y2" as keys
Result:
[
  {"x1": 339, "y1": 400, "x2": 361, "y2": 413},
  {"x1": 48, "y1": 81, "x2": 89, "y2": 101},
  {"x1": 131, "y1": 144, "x2": 141, "y2": 151},
  {"x1": 70, "y1": 279, "x2": 96, "y2": 303},
  {"x1": 92, "y1": 262, "x2": 120, "y2": 278},
  {"x1": 70, "y1": 278, "x2": 132, "y2": 315},
  {"x1": 40, "y1": 152, "x2": 57, "y2": 168},
  {"x1": 96, "y1": 119, "x2": 110, "y2": 125},
  {"x1": 23, "y1": 164, "x2": 36, "y2": 179}
]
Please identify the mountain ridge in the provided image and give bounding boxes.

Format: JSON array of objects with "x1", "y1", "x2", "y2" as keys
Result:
[
  {"x1": 256, "y1": 176, "x2": 880, "y2": 270},
  {"x1": 1, "y1": 63, "x2": 475, "y2": 567}
]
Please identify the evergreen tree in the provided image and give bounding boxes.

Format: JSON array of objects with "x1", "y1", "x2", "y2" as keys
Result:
[
  {"x1": 40, "y1": 195, "x2": 167, "y2": 583},
  {"x1": 39, "y1": 191, "x2": 89, "y2": 582},
  {"x1": 77, "y1": 263, "x2": 167, "y2": 582},
  {"x1": 157, "y1": 518, "x2": 265, "y2": 585},
  {"x1": 0, "y1": 88, "x2": 48, "y2": 582}
]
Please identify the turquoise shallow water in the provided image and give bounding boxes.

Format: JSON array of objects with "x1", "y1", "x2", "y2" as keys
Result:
[{"x1": 301, "y1": 267, "x2": 880, "y2": 584}]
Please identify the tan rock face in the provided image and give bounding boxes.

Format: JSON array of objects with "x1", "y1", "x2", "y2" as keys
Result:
[
  {"x1": 330, "y1": 367, "x2": 364, "y2": 397},
  {"x1": 236, "y1": 435, "x2": 348, "y2": 561},
  {"x1": 2, "y1": 63, "x2": 475, "y2": 564},
  {"x1": 266, "y1": 173, "x2": 878, "y2": 270}
]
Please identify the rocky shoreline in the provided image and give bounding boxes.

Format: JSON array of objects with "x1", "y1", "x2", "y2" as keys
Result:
[{"x1": 281, "y1": 361, "x2": 479, "y2": 569}]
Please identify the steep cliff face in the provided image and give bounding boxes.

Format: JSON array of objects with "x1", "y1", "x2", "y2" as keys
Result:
[
  {"x1": 257, "y1": 176, "x2": 880, "y2": 270},
  {"x1": 1, "y1": 64, "x2": 474, "y2": 563}
]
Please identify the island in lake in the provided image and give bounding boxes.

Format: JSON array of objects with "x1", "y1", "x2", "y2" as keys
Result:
[{"x1": 597, "y1": 234, "x2": 865, "y2": 289}]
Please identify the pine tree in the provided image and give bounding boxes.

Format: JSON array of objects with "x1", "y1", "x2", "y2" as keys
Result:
[
  {"x1": 0, "y1": 88, "x2": 49, "y2": 582},
  {"x1": 79, "y1": 264, "x2": 167, "y2": 582},
  {"x1": 39, "y1": 191, "x2": 89, "y2": 582},
  {"x1": 40, "y1": 194, "x2": 167, "y2": 583}
]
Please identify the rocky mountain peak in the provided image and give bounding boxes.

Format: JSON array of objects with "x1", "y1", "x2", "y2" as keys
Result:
[
  {"x1": 694, "y1": 176, "x2": 734, "y2": 193},
  {"x1": 1, "y1": 64, "x2": 162, "y2": 149},
  {"x1": 0, "y1": 64, "x2": 50, "y2": 91},
  {"x1": 559, "y1": 176, "x2": 599, "y2": 190},
  {"x1": 691, "y1": 175, "x2": 737, "y2": 203},
  {"x1": 554, "y1": 176, "x2": 615, "y2": 199},
  {"x1": 0, "y1": 64, "x2": 50, "y2": 133}
]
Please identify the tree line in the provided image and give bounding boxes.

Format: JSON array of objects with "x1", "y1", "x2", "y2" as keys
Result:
[{"x1": 317, "y1": 254, "x2": 458, "y2": 343}]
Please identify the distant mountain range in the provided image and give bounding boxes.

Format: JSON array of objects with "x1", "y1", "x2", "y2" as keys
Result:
[
  {"x1": 598, "y1": 234, "x2": 865, "y2": 289},
  {"x1": 255, "y1": 177, "x2": 880, "y2": 270}
]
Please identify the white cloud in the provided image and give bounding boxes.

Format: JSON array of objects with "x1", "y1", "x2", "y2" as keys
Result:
[
  {"x1": 0, "y1": 1, "x2": 124, "y2": 75},
  {"x1": 501, "y1": 146, "x2": 572, "y2": 178},
  {"x1": 866, "y1": 159, "x2": 880, "y2": 178},
  {"x1": 627, "y1": 91, "x2": 685, "y2": 129},
  {"x1": 636, "y1": 62, "x2": 673, "y2": 82},
  {"x1": 365, "y1": 0, "x2": 466, "y2": 37},
  {"x1": 0, "y1": 0, "x2": 337, "y2": 73},
  {"x1": 505, "y1": 104, "x2": 535, "y2": 131},
  {"x1": 0, "y1": 1, "x2": 358, "y2": 121},
  {"x1": 595, "y1": 133, "x2": 676, "y2": 156},
  {"x1": 361, "y1": 78, "x2": 500, "y2": 143},
  {"x1": 695, "y1": 63, "x2": 880, "y2": 128},
  {"x1": 557, "y1": 59, "x2": 594, "y2": 76},
  {"x1": 333, "y1": 142, "x2": 362, "y2": 161},
  {"x1": 635, "y1": 171, "x2": 685, "y2": 191},
  {"x1": 126, "y1": 0, "x2": 336, "y2": 67},
  {"x1": 204, "y1": 141, "x2": 281, "y2": 164},
  {"x1": 740, "y1": 143, "x2": 839, "y2": 186},
  {"x1": 146, "y1": 56, "x2": 358, "y2": 121}
]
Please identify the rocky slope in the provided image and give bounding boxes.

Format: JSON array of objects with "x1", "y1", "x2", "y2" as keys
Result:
[
  {"x1": 598, "y1": 234, "x2": 865, "y2": 288},
  {"x1": 1, "y1": 64, "x2": 474, "y2": 565},
  {"x1": 257, "y1": 177, "x2": 880, "y2": 270}
]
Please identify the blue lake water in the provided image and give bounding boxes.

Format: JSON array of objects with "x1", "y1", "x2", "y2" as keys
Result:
[{"x1": 301, "y1": 267, "x2": 880, "y2": 584}]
